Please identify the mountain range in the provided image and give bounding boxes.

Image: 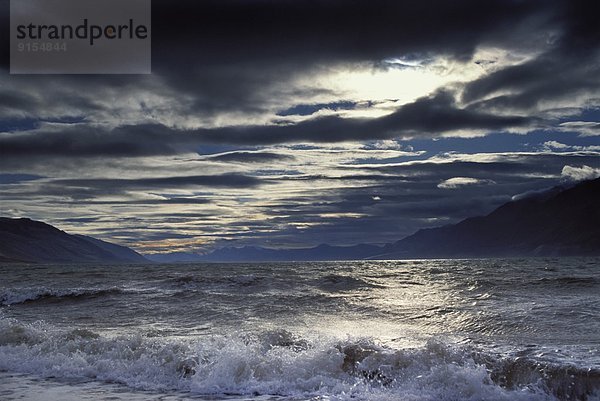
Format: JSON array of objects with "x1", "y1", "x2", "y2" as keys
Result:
[
  {"x1": 147, "y1": 243, "x2": 383, "y2": 263},
  {"x1": 0, "y1": 218, "x2": 147, "y2": 263},
  {"x1": 377, "y1": 176, "x2": 600, "y2": 258},
  {"x1": 1, "y1": 177, "x2": 599, "y2": 263},
  {"x1": 150, "y1": 177, "x2": 600, "y2": 262}
]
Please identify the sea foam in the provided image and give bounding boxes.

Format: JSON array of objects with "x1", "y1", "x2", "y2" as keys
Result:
[{"x1": 1, "y1": 316, "x2": 597, "y2": 401}]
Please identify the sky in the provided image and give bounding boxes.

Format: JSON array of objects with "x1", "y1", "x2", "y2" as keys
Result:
[{"x1": 1, "y1": 0, "x2": 600, "y2": 255}]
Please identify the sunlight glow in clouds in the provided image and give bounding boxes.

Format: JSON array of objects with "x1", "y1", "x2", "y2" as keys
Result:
[
  {"x1": 1, "y1": 0, "x2": 599, "y2": 254},
  {"x1": 299, "y1": 58, "x2": 484, "y2": 120}
]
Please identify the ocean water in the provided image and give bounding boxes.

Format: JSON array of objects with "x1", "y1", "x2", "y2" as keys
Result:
[{"x1": 1, "y1": 258, "x2": 599, "y2": 401}]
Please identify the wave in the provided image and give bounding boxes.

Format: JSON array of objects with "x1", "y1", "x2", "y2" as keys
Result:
[
  {"x1": 531, "y1": 276, "x2": 600, "y2": 288},
  {"x1": 163, "y1": 272, "x2": 386, "y2": 295},
  {"x1": 0, "y1": 287, "x2": 123, "y2": 306},
  {"x1": 479, "y1": 354, "x2": 600, "y2": 401},
  {"x1": 166, "y1": 274, "x2": 263, "y2": 290},
  {"x1": 1, "y1": 318, "x2": 598, "y2": 401},
  {"x1": 314, "y1": 274, "x2": 383, "y2": 292}
]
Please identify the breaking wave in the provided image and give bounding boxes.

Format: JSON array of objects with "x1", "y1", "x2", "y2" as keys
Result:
[
  {"x1": 0, "y1": 317, "x2": 598, "y2": 401},
  {"x1": 0, "y1": 287, "x2": 123, "y2": 306}
]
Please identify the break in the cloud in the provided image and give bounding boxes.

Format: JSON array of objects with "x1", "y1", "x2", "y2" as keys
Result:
[{"x1": 1, "y1": 0, "x2": 599, "y2": 253}]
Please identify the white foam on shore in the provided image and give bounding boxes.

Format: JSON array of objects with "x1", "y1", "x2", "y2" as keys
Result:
[{"x1": 2, "y1": 316, "x2": 592, "y2": 401}]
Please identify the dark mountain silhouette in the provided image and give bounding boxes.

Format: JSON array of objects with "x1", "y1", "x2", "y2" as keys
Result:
[
  {"x1": 0, "y1": 217, "x2": 147, "y2": 263},
  {"x1": 375, "y1": 177, "x2": 600, "y2": 259},
  {"x1": 3, "y1": 178, "x2": 598, "y2": 263},
  {"x1": 150, "y1": 178, "x2": 600, "y2": 262},
  {"x1": 148, "y1": 178, "x2": 600, "y2": 262}
]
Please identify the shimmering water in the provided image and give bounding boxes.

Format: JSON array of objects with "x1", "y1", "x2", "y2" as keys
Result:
[{"x1": 1, "y1": 258, "x2": 599, "y2": 400}]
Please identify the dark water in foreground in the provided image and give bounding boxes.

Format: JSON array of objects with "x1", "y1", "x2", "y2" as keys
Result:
[{"x1": 1, "y1": 258, "x2": 599, "y2": 400}]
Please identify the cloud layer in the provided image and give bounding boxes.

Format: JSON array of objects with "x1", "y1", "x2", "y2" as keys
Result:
[{"x1": 1, "y1": 0, "x2": 599, "y2": 253}]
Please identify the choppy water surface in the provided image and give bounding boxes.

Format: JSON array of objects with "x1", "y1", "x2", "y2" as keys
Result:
[{"x1": 1, "y1": 258, "x2": 599, "y2": 400}]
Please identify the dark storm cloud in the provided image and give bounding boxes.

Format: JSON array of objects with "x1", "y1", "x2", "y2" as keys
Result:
[
  {"x1": 1, "y1": 0, "x2": 596, "y2": 151},
  {"x1": 239, "y1": 87, "x2": 535, "y2": 142},
  {"x1": 0, "y1": 0, "x2": 562, "y2": 114},
  {"x1": 146, "y1": 0, "x2": 597, "y2": 126},
  {"x1": 145, "y1": 0, "x2": 556, "y2": 112},
  {"x1": 0, "y1": 91, "x2": 537, "y2": 162},
  {"x1": 0, "y1": 90, "x2": 41, "y2": 111},
  {"x1": 1, "y1": 0, "x2": 599, "y2": 252},
  {"x1": 2, "y1": 174, "x2": 262, "y2": 201},
  {"x1": 0, "y1": 124, "x2": 179, "y2": 158},
  {"x1": 462, "y1": 0, "x2": 600, "y2": 112},
  {"x1": 155, "y1": 0, "x2": 594, "y2": 125},
  {"x1": 153, "y1": 0, "x2": 545, "y2": 62},
  {"x1": 53, "y1": 174, "x2": 262, "y2": 190},
  {"x1": 70, "y1": 198, "x2": 213, "y2": 206},
  {"x1": 463, "y1": 51, "x2": 600, "y2": 113}
]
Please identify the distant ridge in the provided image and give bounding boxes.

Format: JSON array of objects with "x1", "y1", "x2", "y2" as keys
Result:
[
  {"x1": 151, "y1": 178, "x2": 600, "y2": 262},
  {"x1": 146, "y1": 243, "x2": 383, "y2": 263},
  {"x1": 375, "y1": 177, "x2": 600, "y2": 258},
  {"x1": 6, "y1": 178, "x2": 597, "y2": 264},
  {"x1": 0, "y1": 218, "x2": 147, "y2": 264}
]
